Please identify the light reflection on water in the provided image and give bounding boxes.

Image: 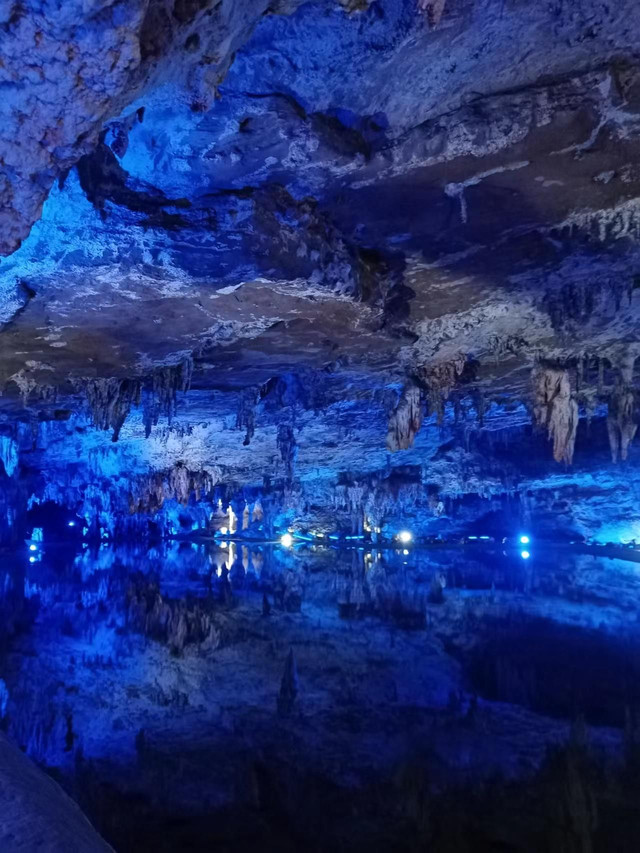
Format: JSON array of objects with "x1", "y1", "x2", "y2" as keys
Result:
[{"x1": 2, "y1": 540, "x2": 640, "y2": 771}]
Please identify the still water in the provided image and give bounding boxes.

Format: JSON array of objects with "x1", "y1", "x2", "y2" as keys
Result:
[{"x1": 2, "y1": 540, "x2": 640, "y2": 850}]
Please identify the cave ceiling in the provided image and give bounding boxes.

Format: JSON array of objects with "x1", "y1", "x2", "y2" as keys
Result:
[{"x1": 2, "y1": 0, "x2": 640, "y2": 503}]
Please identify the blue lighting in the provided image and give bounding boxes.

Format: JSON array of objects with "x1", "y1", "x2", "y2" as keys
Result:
[
  {"x1": 520, "y1": 550, "x2": 530, "y2": 560},
  {"x1": 519, "y1": 535, "x2": 530, "y2": 545}
]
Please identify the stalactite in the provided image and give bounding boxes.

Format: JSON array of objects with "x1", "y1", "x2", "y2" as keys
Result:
[
  {"x1": 415, "y1": 353, "x2": 466, "y2": 425},
  {"x1": 386, "y1": 384, "x2": 423, "y2": 451},
  {"x1": 0, "y1": 435, "x2": 18, "y2": 477},
  {"x1": 142, "y1": 359, "x2": 193, "y2": 438},
  {"x1": 236, "y1": 389, "x2": 258, "y2": 446},
  {"x1": 598, "y1": 358, "x2": 604, "y2": 394},
  {"x1": 276, "y1": 423, "x2": 297, "y2": 483},
  {"x1": 607, "y1": 387, "x2": 637, "y2": 462},
  {"x1": 532, "y1": 367, "x2": 579, "y2": 464},
  {"x1": 83, "y1": 377, "x2": 141, "y2": 442},
  {"x1": 81, "y1": 358, "x2": 193, "y2": 440},
  {"x1": 418, "y1": 0, "x2": 446, "y2": 28}
]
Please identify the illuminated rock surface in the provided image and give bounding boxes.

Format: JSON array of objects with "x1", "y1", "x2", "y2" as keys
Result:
[{"x1": 0, "y1": 732, "x2": 112, "y2": 852}]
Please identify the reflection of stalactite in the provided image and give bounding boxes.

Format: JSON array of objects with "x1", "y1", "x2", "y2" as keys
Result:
[
  {"x1": 277, "y1": 649, "x2": 298, "y2": 716},
  {"x1": 386, "y1": 384, "x2": 423, "y2": 451},
  {"x1": 532, "y1": 368, "x2": 579, "y2": 464},
  {"x1": 277, "y1": 424, "x2": 297, "y2": 483},
  {"x1": 607, "y1": 388, "x2": 637, "y2": 462}
]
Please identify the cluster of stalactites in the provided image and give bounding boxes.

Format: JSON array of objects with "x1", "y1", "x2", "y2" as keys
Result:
[
  {"x1": 128, "y1": 461, "x2": 218, "y2": 514},
  {"x1": 81, "y1": 358, "x2": 193, "y2": 441},
  {"x1": 532, "y1": 367, "x2": 579, "y2": 465},
  {"x1": 141, "y1": 359, "x2": 193, "y2": 438},
  {"x1": 417, "y1": 353, "x2": 467, "y2": 425}
]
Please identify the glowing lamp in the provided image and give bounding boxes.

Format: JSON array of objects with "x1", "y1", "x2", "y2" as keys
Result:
[
  {"x1": 29, "y1": 556, "x2": 36, "y2": 563},
  {"x1": 28, "y1": 544, "x2": 37, "y2": 552},
  {"x1": 220, "y1": 527, "x2": 228, "y2": 535},
  {"x1": 519, "y1": 535, "x2": 530, "y2": 545},
  {"x1": 403, "y1": 549, "x2": 409, "y2": 556},
  {"x1": 520, "y1": 550, "x2": 530, "y2": 560},
  {"x1": 397, "y1": 530, "x2": 413, "y2": 544},
  {"x1": 280, "y1": 533, "x2": 294, "y2": 548},
  {"x1": 68, "y1": 521, "x2": 76, "y2": 527}
]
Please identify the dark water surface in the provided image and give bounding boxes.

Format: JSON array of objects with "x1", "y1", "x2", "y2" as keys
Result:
[{"x1": 2, "y1": 540, "x2": 640, "y2": 851}]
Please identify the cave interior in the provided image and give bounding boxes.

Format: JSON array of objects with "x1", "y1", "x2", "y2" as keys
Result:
[{"x1": 3, "y1": 1, "x2": 640, "y2": 850}]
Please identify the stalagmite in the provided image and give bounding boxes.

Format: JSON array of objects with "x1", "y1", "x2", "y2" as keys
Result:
[
  {"x1": 386, "y1": 384, "x2": 423, "y2": 451},
  {"x1": 532, "y1": 368, "x2": 579, "y2": 464}
]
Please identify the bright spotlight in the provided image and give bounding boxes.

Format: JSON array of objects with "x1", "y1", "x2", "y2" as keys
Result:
[
  {"x1": 519, "y1": 535, "x2": 530, "y2": 545},
  {"x1": 397, "y1": 531, "x2": 412, "y2": 544},
  {"x1": 68, "y1": 521, "x2": 76, "y2": 527},
  {"x1": 280, "y1": 533, "x2": 293, "y2": 548},
  {"x1": 403, "y1": 549, "x2": 409, "y2": 556},
  {"x1": 520, "y1": 550, "x2": 530, "y2": 560},
  {"x1": 29, "y1": 556, "x2": 36, "y2": 563},
  {"x1": 28, "y1": 544, "x2": 37, "y2": 552}
]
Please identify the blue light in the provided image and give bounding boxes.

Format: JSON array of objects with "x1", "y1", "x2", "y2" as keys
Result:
[
  {"x1": 28, "y1": 544, "x2": 37, "y2": 552},
  {"x1": 519, "y1": 535, "x2": 530, "y2": 545},
  {"x1": 520, "y1": 550, "x2": 530, "y2": 560}
]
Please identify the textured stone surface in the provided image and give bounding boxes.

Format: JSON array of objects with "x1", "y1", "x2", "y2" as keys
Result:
[
  {"x1": 0, "y1": 732, "x2": 112, "y2": 851},
  {"x1": 3, "y1": 0, "x2": 640, "y2": 538}
]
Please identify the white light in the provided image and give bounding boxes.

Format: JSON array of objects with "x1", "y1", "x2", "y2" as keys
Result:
[
  {"x1": 519, "y1": 535, "x2": 530, "y2": 545},
  {"x1": 29, "y1": 544, "x2": 37, "y2": 552},
  {"x1": 403, "y1": 549, "x2": 409, "y2": 556},
  {"x1": 280, "y1": 533, "x2": 293, "y2": 548},
  {"x1": 397, "y1": 530, "x2": 412, "y2": 544},
  {"x1": 68, "y1": 521, "x2": 75, "y2": 527},
  {"x1": 220, "y1": 526, "x2": 228, "y2": 535},
  {"x1": 521, "y1": 550, "x2": 530, "y2": 560},
  {"x1": 29, "y1": 556, "x2": 36, "y2": 563}
]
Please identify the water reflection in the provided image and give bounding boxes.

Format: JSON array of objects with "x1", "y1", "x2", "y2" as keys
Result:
[{"x1": 1, "y1": 540, "x2": 640, "y2": 809}]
